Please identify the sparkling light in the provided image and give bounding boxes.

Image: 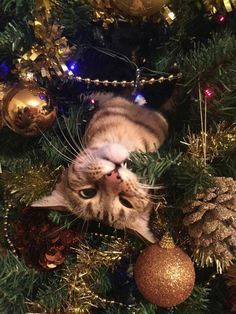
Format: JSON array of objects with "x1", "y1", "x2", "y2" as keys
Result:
[
  {"x1": 216, "y1": 14, "x2": 225, "y2": 23},
  {"x1": 204, "y1": 87, "x2": 214, "y2": 99},
  {"x1": 67, "y1": 61, "x2": 78, "y2": 72},
  {"x1": 134, "y1": 94, "x2": 146, "y2": 106}
]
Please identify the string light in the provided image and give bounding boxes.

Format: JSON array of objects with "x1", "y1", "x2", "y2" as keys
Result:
[
  {"x1": 204, "y1": 87, "x2": 215, "y2": 99},
  {"x1": 215, "y1": 13, "x2": 226, "y2": 24}
]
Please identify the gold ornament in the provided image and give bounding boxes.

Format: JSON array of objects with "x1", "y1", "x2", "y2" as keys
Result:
[
  {"x1": 112, "y1": 0, "x2": 169, "y2": 17},
  {"x1": 63, "y1": 235, "x2": 132, "y2": 313},
  {"x1": 15, "y1": 0, "x2": 73, "y2": 80},
  {"x1": 0, "y1": 83, "x2": 7, "y2": 131},
  {"x1": 0, "y1": 104, "x2": 3, "y2": 131},
  {"x1": 182, "y1": 177, "x2": 236, "y2": 273},
  {"x1": 182, "y1": 123, "x2": 236, "y2": 163},
  {"x1": 2, "y1": 83, "x2": 56, "y2": 136},
  {"x1": 134, "y1": 235, "x2": 195, "y2": 308},
  {"x1": 204, "y1": 0, "x2": 236, "y2": 13}
]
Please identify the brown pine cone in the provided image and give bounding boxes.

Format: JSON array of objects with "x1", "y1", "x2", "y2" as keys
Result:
[
  {"x1": 13, "y1": 207, "x2": 83, "y2": 270},
  {"x1": 182, "y1": 177, "x2": 236, "y2": 273}
]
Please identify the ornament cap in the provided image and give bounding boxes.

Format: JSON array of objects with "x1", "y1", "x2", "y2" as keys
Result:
[{"x1": 159, "y1": 232, "x2": 175, "y2": 249}]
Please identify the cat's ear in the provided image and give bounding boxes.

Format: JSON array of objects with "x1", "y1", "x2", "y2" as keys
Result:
[{"x1": 31, "y1": 182, "x2": 69, "y2": 210}]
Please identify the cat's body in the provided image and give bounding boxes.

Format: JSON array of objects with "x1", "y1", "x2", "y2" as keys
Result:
[{"x1": 32, "y1": 94, "x2": 170, "y2": 242}]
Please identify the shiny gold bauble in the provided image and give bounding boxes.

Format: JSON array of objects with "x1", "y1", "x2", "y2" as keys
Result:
[
  {"x1": 134, "y1": 244, "x2": 195, "y2": 307},
  {"x1": 112, "y1": 0, "x2": 169, "y2": 16},
  {"x1": 0, "y1": 113, "x2": 3, "y2": 131},
  {"x1": 2, "y1": 83, "x2": 56, "y2": 136}
]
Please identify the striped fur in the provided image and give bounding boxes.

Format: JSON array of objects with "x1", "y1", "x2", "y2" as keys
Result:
[{"x1": 32, "y1": 95, "x2": 169, "y2": 243}]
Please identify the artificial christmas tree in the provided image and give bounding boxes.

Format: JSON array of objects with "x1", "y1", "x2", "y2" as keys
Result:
[{"x1": 0, "y1": 0, "x2": 235, "y2": 313}]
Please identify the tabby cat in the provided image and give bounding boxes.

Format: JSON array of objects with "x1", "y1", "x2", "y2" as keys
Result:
[{"x1": 32, "y1": 94, "x2": 171, "y2": 242}]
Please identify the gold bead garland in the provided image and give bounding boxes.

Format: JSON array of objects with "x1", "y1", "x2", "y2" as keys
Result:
[
  {"x1": 69, "y1": 72, "x2": 182, "y2": 87},
  {"x1": 3, "y1": 202, "x2": 17, "y2": 255}
]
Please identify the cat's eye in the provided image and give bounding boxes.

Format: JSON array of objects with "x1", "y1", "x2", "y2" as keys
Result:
[
  {"x1": 79, "y1": 188, "x2": 97, "y2": 199},
  {"x1": 119, "y1": 196, "x2": 133, "y2": 208}
]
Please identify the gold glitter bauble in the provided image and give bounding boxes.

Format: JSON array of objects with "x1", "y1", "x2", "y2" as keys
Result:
[
  {"x1": 134, "y1": 244, "x2": 195, "y2": 307},
  {"x1": 2, "y1": 83, "x2": 56, "y2": 136},
  {"x1": 112, "y1": 0, "x2": 169, "y2": 16}
]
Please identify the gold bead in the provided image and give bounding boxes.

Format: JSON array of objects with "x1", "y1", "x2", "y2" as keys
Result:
[
  {"x1": 85, "y1": 78, "x2": 91, "y2": 84},
  {"x1": 140, "y1": 79, "x2": 146, "y2": 86},
  {"x1": 121, "y1": 80, "x2": 127, "y2": 87},
  {"x1": 77, "y1": 76, "x2": 82, "y2": 82},
  {"x1": 168, "y1": 74, "x2": 174, "y2": 81},
  {"x1": 158, "y1": 76, "x2": 165, "y2": 83},
  {"x1": 103, "y1": 80, "x2": 109, "y2": 86},
  {"x1": 149, "y1": 78, "x2": 155, "y2": 84},
  {"x1": 112, "y1": 80, "x2": 118, "y2": 86},
  {"x1": 94, "y1": 79, "x2": 100, "y2": 85}
]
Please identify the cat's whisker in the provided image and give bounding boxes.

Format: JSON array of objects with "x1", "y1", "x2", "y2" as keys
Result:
[
  {"x1": 139, "y1": 182, "x2": 165, "y2": 190},
  {"x1": 75, "y1": 115, "x2": 96, "y2": 163},
  {"x1": 39, "y1": 131, "x2": 74, "y2": 164},
  {"x1": 80, "y1": 218, "x2": 89, "y2": 236},
  {"x1": 56, "y1": 115, "x2": 82, "y2": 159},
  {"x1": 76, "y1": 110, "x2": 87, "y2": 150},
  {"x1": 47, "y1": 214, "x2": 81, "y2": 235},
  {"x1": 61, "y1": 114, "x2": 85, "y2": 156}
]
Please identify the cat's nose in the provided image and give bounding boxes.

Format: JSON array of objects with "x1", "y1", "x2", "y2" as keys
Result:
[{"x1": 105, "y1": 169, "x2": 121, "y2": 184}]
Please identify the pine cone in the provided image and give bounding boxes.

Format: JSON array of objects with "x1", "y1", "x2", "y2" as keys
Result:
[
  {"x1": 182, "y1": 177, "x2": 236, "y2": 273},
  {"x1": 13, "y1": 207, "x2": 83, "y2": 270}
]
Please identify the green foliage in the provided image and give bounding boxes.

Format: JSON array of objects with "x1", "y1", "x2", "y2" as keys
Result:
[
  {"x1": 175, "y1": 285, "x2": 211, "y2": 314},
  {"x1": 56, "y1": 0, "x2": 92, "y2": 40},
  {"x1": 0, "y1": 252, "x2": 39, "y2": 314},
  {"x1": 212, "y1": 146, "x2": 236, "y2": 178},
  {"x1": 130, "y1": 151, "x2": 181, "y2": 186},
  {"x1": 35, "y1": 274, "x2": 67, "y2": 312},
  {"x1": 92, "y1": 266, "x2": 112, "y2": 295},
  {"x1": 1, "y1": 164, "x2": 61, "y2": 206},
  {"x1": 181, "y1": 31, "x2": 236, "y2": 122},
  {"x1": 182, "y1": 31, "x2": 236, "y2": 89},
  {"x1": 0, "y1": 21, "x2": 33, "y2": 58},
  {"x1": 1, "y1": 0, "x2": 35, "y2": 19},
  {"x1": 48, "y1": 210, "x2": 80, "y2": 229},
  {"x1": 164, "y1": 156, "x2": 214, "y2": 203}
]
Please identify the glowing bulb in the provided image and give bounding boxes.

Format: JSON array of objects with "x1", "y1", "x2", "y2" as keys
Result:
[
  {"x1": 219, "y1": 15, "x2": 225, "y2": 22},
  {"x1": 168, "y1": 11, "x2": 176, "y2": 20},
  {"x1": 134, "y1": 94, "x2": 146, "y2": 106},
  {"x1": 204, "y1": 87, "x2": 214, "y2": 99}
]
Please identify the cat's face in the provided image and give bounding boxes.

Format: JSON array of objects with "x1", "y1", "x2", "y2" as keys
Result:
[{"x1": 66, "y1": 148, "x2": 150, "y2": 227}]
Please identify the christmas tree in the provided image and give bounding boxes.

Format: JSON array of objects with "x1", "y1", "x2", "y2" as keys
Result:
[{"x1": 0, "y1": 0, "x2": 236, "y2": 313}]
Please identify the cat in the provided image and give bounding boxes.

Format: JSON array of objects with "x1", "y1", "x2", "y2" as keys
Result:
[{"x1": 32, "y1": 93, "x2": 172, "y2": 242}]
